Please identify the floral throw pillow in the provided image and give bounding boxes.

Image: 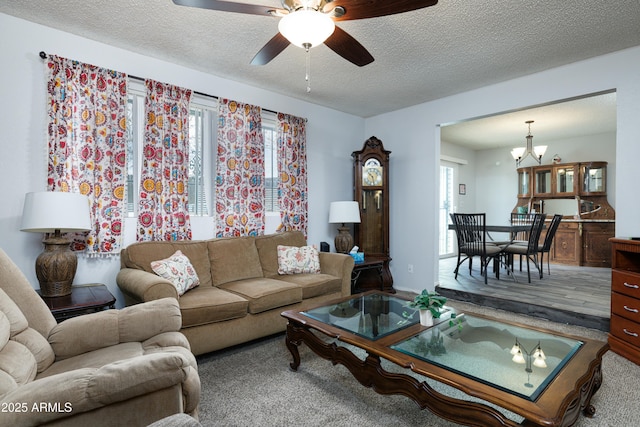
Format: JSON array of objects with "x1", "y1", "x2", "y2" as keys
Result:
[
  {"x1": 277, "y1": 245, "x2": 321, "y2": 275},
  {"x1": 150, "y1": 250, "x2": 200, "y2": 296}
]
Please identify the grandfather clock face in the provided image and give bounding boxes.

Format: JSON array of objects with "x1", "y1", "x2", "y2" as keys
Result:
[{"x1": 362, "y1": 159, "x2": 383, "y2": 187}]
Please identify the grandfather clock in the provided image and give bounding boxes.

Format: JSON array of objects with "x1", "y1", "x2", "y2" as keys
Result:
[{"x1": 352, "y1": 136, "x2": 394, "y2": 293}]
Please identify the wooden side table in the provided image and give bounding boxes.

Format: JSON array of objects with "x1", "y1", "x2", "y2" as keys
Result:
[
  {"x1": 37, "y1": 283, "x2": 116, "y2": 322},
  {"x1": 351, "y1": 257, "x2": 386, "y2": 293}
]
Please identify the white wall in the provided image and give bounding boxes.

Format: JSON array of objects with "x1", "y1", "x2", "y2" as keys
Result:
[
  {"x1": 365, "y1": 46, "x2": 640, "y2": 294},
  {"x1": 0, "y1": 13, "x2": 364, "y2": 306}
]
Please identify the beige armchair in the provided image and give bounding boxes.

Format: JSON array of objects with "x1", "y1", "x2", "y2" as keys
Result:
[{"x1": 0, "y1": 248, "x2": 200, "y2": 426}]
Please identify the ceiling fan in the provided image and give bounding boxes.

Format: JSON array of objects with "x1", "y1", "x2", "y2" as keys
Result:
[{"x1": 172, "y1": 0, "x2": 438, "y2": 67}]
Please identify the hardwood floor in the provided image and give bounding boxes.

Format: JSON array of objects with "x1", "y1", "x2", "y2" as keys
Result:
[{"x1": 436, "y1": 255, "x2": 611, "y2": 331}]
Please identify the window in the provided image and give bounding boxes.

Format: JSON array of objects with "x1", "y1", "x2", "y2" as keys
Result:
[
  {"x1": 263, "y1": 112, "x2": 278, "y2": 213},
  {"x1": 187, "y1": 102, "x2": 215, "y2": 216},
  {"x1": 126, "y1": 81, "x2": 277, "y2": 220},
  {"x1": 125, "y1": 89, "x2": 143, "y2": 216}
]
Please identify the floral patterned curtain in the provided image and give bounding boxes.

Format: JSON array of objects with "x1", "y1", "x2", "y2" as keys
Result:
[
  {"x1": 277, "y1": 113, "x2": 308, "y2": 237},
  {"x1": 215, "y1": 99, "x2": 265, "y2": 237},
  {"x1": 45, "y1": 55, "x2": 128, "y2": 255},
  {"x1": 137, "y1": 80, "x2": 193, "y2": 241}
]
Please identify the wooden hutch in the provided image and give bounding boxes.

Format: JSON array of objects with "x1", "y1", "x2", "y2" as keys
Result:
[{"x1": 514, "y1": 161, "x2": 615, "y2": 267}]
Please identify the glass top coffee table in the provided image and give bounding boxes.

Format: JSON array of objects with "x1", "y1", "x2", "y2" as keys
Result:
[{"x1": 282, "y1": 291, "x2": 609, "y2": 427}]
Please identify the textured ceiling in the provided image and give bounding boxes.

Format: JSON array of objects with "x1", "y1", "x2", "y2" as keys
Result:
[{"x1": 1, "y1": 0, "x2": 637, "y2": 147}]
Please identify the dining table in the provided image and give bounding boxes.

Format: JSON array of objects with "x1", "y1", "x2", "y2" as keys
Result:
[
  {"x1": 447, "y1": 223, "x2": 533, "y2": 245},
  {"x1": 447, "y1": 223, "x2": 531, "y2": 234}
]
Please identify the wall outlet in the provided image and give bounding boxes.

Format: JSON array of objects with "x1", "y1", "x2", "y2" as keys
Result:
[{"x1": 408, "y1": 264, "x2": 414, "y2": 273}]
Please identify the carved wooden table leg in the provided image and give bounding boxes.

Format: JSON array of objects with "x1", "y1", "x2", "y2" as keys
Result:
[{"x1": 285, "y1": 322, "x2": 302, "y2": 371}]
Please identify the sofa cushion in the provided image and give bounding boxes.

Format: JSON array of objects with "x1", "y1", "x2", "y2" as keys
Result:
[
  {"x1": 208, "y1": 237, "x2": 263, "y2": 287},
  {"x1": 275, "y1": 273, "x2": 343, "y2": 299},
  {"x1": 0, "y1": 288, "x2": 29, "y2": 337},
  {"x1": 277, "y1": 245, "x2": 321, "y2": 275},
  {"x1": 0, "y1": 340, "x2": 38, "y2": 393},
  {"x1": 37, "y1": 333, "x2": 193, "y2": 382},
  {"x1": 12, "y1": 327, "x2": 55, "y2": 373},
  {"x1": 218, "y1": 278, "x2": 302, "y2": 314},
  {"x1": 178, "y1": 287, "x2": 248, "y2": 327},
  {"x1": 37, "y1": 341, "x2": 143, "y2": 379},
  {"x1": 255, "y1": 231, "x2": 307, "y2": 277},
  {"x1": 151, "y1": 250, "x2": 200, "y2": 296},
  {"x1": 121, "y1": 241, "x2": 213, "y2": 289},
  {"x1": 0, "y1": 311, "x2": 8, "y2": 348}
]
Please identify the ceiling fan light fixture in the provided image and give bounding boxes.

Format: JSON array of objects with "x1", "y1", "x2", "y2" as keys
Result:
[{"x1": 278, "y1": 9, "x2": 335, "y2": 49}]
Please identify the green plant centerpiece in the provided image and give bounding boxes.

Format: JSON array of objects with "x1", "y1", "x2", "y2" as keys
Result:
[
  {"x1": 400, "y1": 290, "x2": 448, "y2": 327},
  {"x1": 408, "y1": 290, "x2": 448, "y2": 318}
]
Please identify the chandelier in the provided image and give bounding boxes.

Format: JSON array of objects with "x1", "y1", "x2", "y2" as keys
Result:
[{"x1": 511, "y1": 120, "x2": 547, "y2": 166}]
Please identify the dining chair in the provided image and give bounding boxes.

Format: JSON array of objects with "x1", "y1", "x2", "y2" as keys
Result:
[
  {"x1": 489, "y1": 213, "x2": 535, "y2": 268},
  {"x1": 538, "y1": 214, "x2": 563, "y2": 277},
  {"x1": 502, "y1": 213, "x2": 547, "y2": 283},
  {"x1": 450, "y1": 213, "x2": 504, "y2": 284},
  {"x1": 510, "y1": 212, "x2": 536, "y2": 270}
]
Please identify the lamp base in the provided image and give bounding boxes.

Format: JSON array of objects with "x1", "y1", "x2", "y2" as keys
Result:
[
  {"x1": 334, "y1": 225, "x2": 353, "y2": 254},
  {"x1": 35, "y1": 235, "x2": 77, "y2": 297}
]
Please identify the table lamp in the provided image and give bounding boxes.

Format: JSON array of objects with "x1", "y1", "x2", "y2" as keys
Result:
[
  {"x1": 329, "y1": 201, "x2": 361, "y2": 254},
  {"x1": 21, "y1": 191, "x2": 91, "y2": 297}
]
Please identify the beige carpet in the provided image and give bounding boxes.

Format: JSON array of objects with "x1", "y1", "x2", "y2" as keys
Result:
[{"x1": 196, "y1": 300, "x2": 637, "y2": 426}]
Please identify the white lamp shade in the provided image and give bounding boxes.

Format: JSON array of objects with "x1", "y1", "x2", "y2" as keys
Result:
[
  {"x1": 511, "y1": 350, "x2": 526, "y2": 364},
  {"x1": 534, "y1": 145, "x2": 548, "y2": 157},
  {"x1": 533, "y1": 356, "x2": 548, "y2": 368},
  {"x1": 329, "y1": 201, "x2": 361, "y2": 224},
  {"x1": 21, "y1": 191, "x2": 91, "y2": 233},
  {"x1": 278, "y1": 9, "x2": 335, "y2": 48},
  {"x1": 511, "y1": 147, "x2": 526, "y2": 160}
]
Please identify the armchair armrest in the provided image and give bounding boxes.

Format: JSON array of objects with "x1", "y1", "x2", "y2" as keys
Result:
[
  {"x1": 319, "y1": 252, "x2": 355, "y2": 296},
  {"x1": 48, "y1": 298, "x2": 182, "y2": 360},
  {"x1": 1, "y1": 352, "x2": 190, "y2": 426},
  {"x1": 117, "y1": 268, "x2": 178, "y2": 302}
]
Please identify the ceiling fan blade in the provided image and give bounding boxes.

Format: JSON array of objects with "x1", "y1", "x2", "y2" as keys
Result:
[
  {"x1": 324, "y1": 26, "x2": 374, "y2": 67},
  {"x1": 327, "y1": 0, "x2": 438, "y2": 21},
  {"x1": 172, "y1": 0, "x2": 272, "y2": 16},
  {"x1": 251, "y1": 33, "x2": 291, "y2": 65}
]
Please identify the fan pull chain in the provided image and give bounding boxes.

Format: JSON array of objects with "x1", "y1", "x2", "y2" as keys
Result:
[{"x1": 304, "y1": 43, "x2": 311, "y2": 93}]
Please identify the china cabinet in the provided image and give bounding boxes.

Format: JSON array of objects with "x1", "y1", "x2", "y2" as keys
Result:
[
  {"x1": 580, "y1": 161, "x2": 607, "y2": 195},
  {"x1": 517, "y1": 168, "x2": 531, "y2": 198},
  {"x1": 533, "y1": 166, "x2": 552, "y2": 197},
  {"x1": 553, "y1": 164, "x2": 578, "y2": 197},
  {"x1": 550, "y1": 221, "x2": 615, "y2": 267},
  {"x1": 514, "y1": 161, "x2": 615, "y2": 267}
]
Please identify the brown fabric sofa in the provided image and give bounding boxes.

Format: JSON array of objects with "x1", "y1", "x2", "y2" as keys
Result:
[
  {"x1": 117, "y1": 231, "x2": 354, "y2": 356},
  {"x1": 0, "y1": 248, "x2": 200, "y2": 427}
]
